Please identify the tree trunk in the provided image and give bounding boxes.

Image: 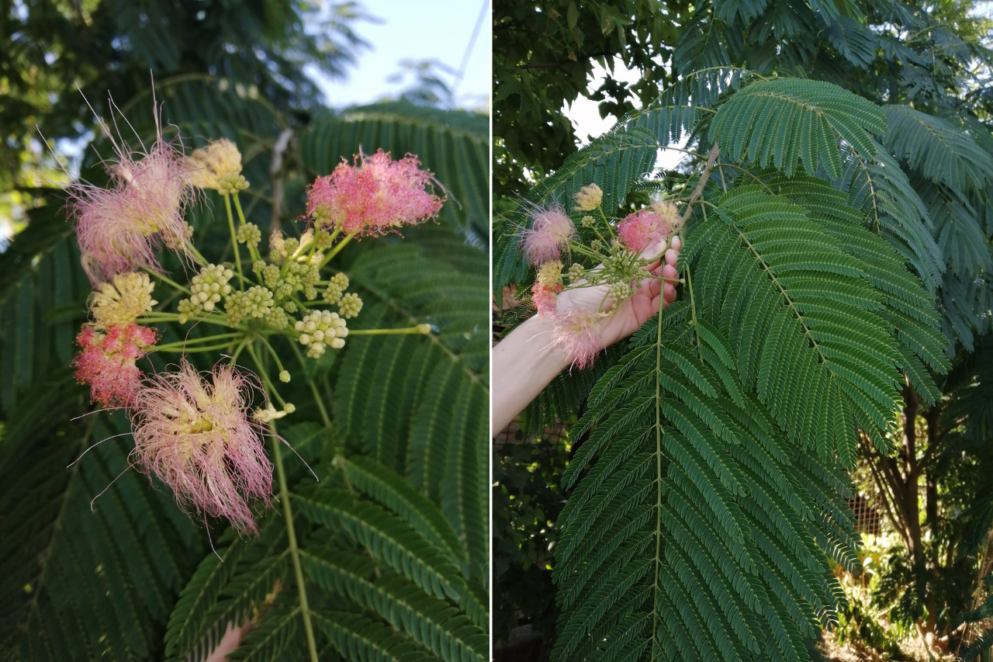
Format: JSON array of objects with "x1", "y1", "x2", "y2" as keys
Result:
[{"x1": 898, "y1": 386, "x2": 924, "y2": 569}]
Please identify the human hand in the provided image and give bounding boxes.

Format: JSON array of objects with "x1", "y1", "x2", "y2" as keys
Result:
[{"x1": 555, "y1": 236, "x2": 682, "y2": 348}]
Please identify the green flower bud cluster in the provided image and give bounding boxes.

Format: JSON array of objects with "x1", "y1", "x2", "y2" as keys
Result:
[
  {"x1": 581, "y1": 215, "x2": 595, "y2": 228},
  {"x1": 608, "y1": 281, "x2": 631, "y2": 303},
  {"x1": 263, "y1": 265, "x2": 281, "y2": 289},
  {"x1": 286, "y1": 260, "x2": 322, "y2": 300},
  {"x1": 260, "y1": 230, "x2": 325, "y2": 307},
  {"x1": 295, "y1": 310, "x2": 349, "y2": 358},
  {"x1": 313, "y1": 228, "x2": 334, "y2": 250},
  {"x1": 323, "y1": 273, "x2": 350, "y2": 305},
  {"x1": 225, "y1": 286, "x2": 274, "y2": 325},
  {"x1": 217, "y1": 173, "x2": 249, "y2": 196},
  {"x1": 177, "y1": 264, "x2": 234, "y2": 323},
  {"x1": 577, "y1": 241, "x2": 653, "y2": 312},
  {"x1": 338, "y1": 292, "x2": 363, "y2": 319},
  {"x1": 236, "y1": 223, "x2": 261, "y2": 247},
  {"x1": 269, "y1": 232, "x2": 286, "y2": 265},
  {"x1": 311, "y1": 204, "x2": 333, "y2": 227},
  {"x1": 262, "y1": 259, "x2": 321, "y2": 307},
  {"x1": 264, "y1": 306, "x2": 289, "y2": 330}
]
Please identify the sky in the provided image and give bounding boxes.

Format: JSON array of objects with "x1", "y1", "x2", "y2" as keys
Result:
[
  {"x1": 307, "y1": 0, "x2": 491, "y2": 110},
  {"x1": 562, "y1": 57, "x2": 687, "y2": 171}
]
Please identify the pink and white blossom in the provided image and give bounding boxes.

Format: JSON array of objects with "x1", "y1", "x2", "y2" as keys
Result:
[
  {"x1": 73, "y1": 323, "x2": 158, "y2": 408},
  {"x1": 532, "y1": 282, "x2": 561, "y2": 317},
  {"x1": 551, "y1": 309, "x2": 604, "y2": 370},
  {"x1": 131, "y1": 360, "x2": 272, "y2": 535},
  {"x1": 522, "y1": 206, "x2": 575, "y2": 265},
  {"x1": 69, "y1": 139, "x2": 196, "y2": 284},
  {"x1": 617, "y1": 209, "x2": 667, "y2": 254},
  {"x1": 306, "y1": 149, "x2": 444, "y2": 236}
]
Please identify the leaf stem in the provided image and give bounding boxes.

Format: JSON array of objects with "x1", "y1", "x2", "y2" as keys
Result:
[
  {"x1": 187, "y1": 244, "x2": 210, "y2": 268},
  {"x1": 246, "y1": 342, "x2": 286, "y2": 407},
  {"x1": 570, "y1": 241, "x2": 608, "y2": 262},
  {"x1": 147, "y1": 270, "x2": 192, "y2": 296},
  {"x1": 269, "y1": 421, "x2": 319, "y2": 662},
  {"x1": 174, "y1": 332, "x2": 243, "y2": 344},
  {"x1": 257, "y1": 335, "x2": 287, "y2": 374},
  {"x1": 320, "y1": 232, "x2": 357, "y2": 268},
  {"x1": 223, "y1": 194, "x2": 245, "y2": 290},
  {"x1": 151, "y1": 333, "x2": 241, "y2": 351},
  {"x1": 233, "y1": 193, "x2": 264, "y2": 265},
  {"x1": 229, "y1": 338, "x2": 250, "y2": 365},
  {"x1": 152, "y1": 343, "x2": 236, "y2": 354},
  {"x1": 652, "y1": 249, "x2": 666, "y2": 660},
  {"x1": 139, "y1": 312, "x2": 236, "y2": 329},
  {"x1": 347, "y1": 326, "x2": 429, "y2": 336},
  {"x1": 286, "y1": 342, "x2": 334, "y2": 428},
  {"x1": 597, "y1": 206, "x2": 616, "y2": 238},
  {"x1": 309, "y1": 381, "x2": 332, "y2": 428}
]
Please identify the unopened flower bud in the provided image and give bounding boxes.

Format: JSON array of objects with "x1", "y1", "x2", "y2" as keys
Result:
[
  {"x1": 236, "y1": 223, "x2": 261, "y2": 247},
  {"x1": 338, "y1": 293, "x2": 363, "y2": 319},
  {"x1": 575, "y1": 183, "x2": 603, "y2": 211},
  {"x1": 279, "y1": 370, "x2": 291, "y2": 383}
]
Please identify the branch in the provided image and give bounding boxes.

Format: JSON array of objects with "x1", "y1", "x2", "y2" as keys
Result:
[{"x1": 682, "y1": 143, "x2": 721, "y2": 223}]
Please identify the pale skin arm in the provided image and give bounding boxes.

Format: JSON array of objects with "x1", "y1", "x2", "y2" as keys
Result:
[{"x1": 492, "y1": 242, "x2": 680, "y2": 436}]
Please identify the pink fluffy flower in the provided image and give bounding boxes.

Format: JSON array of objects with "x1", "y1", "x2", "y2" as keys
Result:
[
  {"x1": 73, "y1": 323, "x2": 158, "y2": 408},
  {"x1": 551, "y1": 309, "x2": 604, "y2": 370},
  {"x1": 131, "y1": 360, "x2": 272, "y2": 535},
  {"x1": 69, "y1": 139, "x2": 195, "y2": 284},
  {"x1": 522, "y1": 206, "x2": 576, "y2": 265},
  {"x1": 306, "y1": 149, "x2": 444, "y2": 236},
  {"x1": 617, "y1": 209, "x2": 668, "y2": 254},
  {"x1": 532, "y1": 282, "x2": 561, "y2": 317},
  {"x1": 651, "y1": 198, "x2": 684, "y2": 236}
]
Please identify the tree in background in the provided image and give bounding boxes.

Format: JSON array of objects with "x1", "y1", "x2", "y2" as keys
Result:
[
  {"x1": 0, "y1": 2, "x2": 490, "y2": 660},
  {"x1": 1, "y1": 0, "x2": 368, "y2": 231},
  {"x1": 493, "y1": 0, "x2": 691, "y2": 198},
  {"x1": 493, "y1": 0, "x2": 993, "y2": 659}
]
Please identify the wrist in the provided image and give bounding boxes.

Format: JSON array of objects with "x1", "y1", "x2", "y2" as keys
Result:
[
  {"x1": 515, "y1": 314, "x2": 573, "y2": 374},
  {"x1": 491, "y1": 312, "x2": 572, "y2": 434}
]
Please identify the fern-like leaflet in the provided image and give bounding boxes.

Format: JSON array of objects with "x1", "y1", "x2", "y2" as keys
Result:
[{"x1": 503, "y1": 76, "x2": 954, "y2": 662}]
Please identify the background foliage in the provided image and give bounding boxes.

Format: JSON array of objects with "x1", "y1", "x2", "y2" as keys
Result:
[
  {"x1": 0, "y1": 2, "x2": 489, "y2": 660},
  {"x1": 493, "y1": 0, "x2": 993, "y2": 660}
]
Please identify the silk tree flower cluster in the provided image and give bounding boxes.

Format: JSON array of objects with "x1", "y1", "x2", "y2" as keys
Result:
[
  {"x1": 66, "y1": 117, "x2": 443, "y2": 534},
  {"x1": 522, "y1": 183, "x2": 684, "y2": 368}
]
